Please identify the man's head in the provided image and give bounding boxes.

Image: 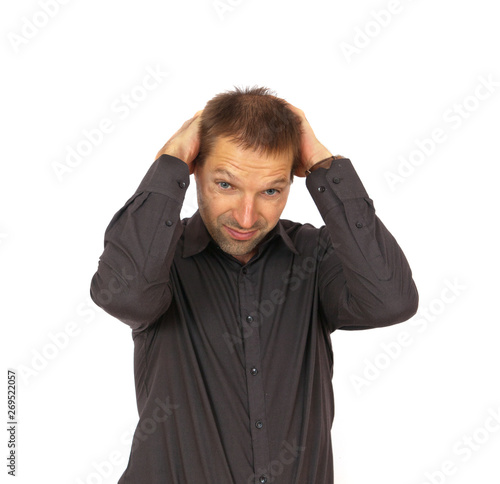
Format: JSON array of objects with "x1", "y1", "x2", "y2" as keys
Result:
[
  {"x1": 194, "y1": 86, "x2": 302, "y2": 263},
  {"x1": 196, "y1": 86, "x2": 302, "y2": 178}
]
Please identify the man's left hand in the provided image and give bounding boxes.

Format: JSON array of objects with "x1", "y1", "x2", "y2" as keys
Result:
[{"x1": 286, "y1": 103, "x2": 334, "y2": 177}]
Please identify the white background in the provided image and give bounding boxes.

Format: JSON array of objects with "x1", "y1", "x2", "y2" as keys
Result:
[{"x1": 1, "y1": 0, "x2": 499, "y2": 483}]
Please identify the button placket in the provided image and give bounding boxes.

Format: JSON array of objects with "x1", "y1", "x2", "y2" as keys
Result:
[{"x1": 237, "y1": 269, "x2": 271, "y2": 480}]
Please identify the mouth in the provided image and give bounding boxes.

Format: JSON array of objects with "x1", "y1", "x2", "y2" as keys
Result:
[{"x1": 223, "y1": 225, "x2": 258, "y2": 241}]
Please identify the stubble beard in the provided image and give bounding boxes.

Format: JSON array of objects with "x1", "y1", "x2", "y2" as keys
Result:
[
  {"x1": 197, "y1": 200, "x2": 269, "y2": 258},
  {"x1": 209, "y1": 219, "x2": 268, "y2": 257}
]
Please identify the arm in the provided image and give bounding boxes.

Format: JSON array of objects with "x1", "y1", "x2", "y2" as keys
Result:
[
  {"x1": 307, "y1": 157, "x2": 418, "y2": 331},
  {"x1": 287, "y1": 104, "x2": 418, "y2": 331},
  {"x1": 90, "y1": 111, "x2": 202, "y2": 332}
]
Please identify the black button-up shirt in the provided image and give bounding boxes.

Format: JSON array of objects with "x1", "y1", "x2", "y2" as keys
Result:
[{"x1": 90, "y1": 155, "x2": 418, "y2": 483}]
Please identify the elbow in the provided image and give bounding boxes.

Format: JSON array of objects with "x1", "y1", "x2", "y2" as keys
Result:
[
  {"x1": 375, "y1": 280, "x2": 419, "y2": 327},
  {"x1": 90, "y1": 272, "x2": 128, "y2": 322},
  {"x1": 90, "y1": 270, "x2": 168, "y2": 330}
]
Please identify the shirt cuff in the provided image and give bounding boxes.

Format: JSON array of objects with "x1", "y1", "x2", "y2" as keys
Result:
[
  {"x1": 306, "y1": 157, "x2": 369, "y2": 214},
  {"x1": 135, "y1": 154, "x2": 190, "y2": 202}
]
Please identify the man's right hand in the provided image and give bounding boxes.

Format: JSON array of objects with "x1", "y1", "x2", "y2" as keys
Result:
[{"x1": 155, "y1": 110, "x2": 203, "y2": 174}]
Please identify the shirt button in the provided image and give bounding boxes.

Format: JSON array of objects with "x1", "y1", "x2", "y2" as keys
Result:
[
  {"x1": 165, "y1": 220, "x2": 173, "y2": 227},
  {"x1": 259, "y1": 476, "x2": 268, "y2": 483},
  {"x1": 333, "y1": 177, "x2": 341, "y2": 184},
  {"x1": 242, "y1": 267, "x2": 248, "y2": 274},
  {"x1": 355, "y1": 222, "x2": 363, "y2": 228},
  {"x1": 178, "y1": 181, "x2": 186, "y2": 188},
  {"x1": 246, "y1": 315, "x2": 254, "y2": 323},
  {"x1": 250, "y1": 367, "x2": 258, "y2": 376},
  {"x1": 255, "y1": 420, "x2": 263, "y2": 429},
  {"x1": 317, "y1": 186, "x2": 326, "y2": 192}
]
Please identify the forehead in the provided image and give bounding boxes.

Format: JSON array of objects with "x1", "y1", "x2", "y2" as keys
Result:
[{"x1": 205, "y1": 136, "x2": 293, "y2": 180}]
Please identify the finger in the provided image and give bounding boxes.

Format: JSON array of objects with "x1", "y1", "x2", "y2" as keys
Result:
[
  {"x1": 285, "y1": 102, "x2": 303, "y2": 116},
  {"x1": 182, "y1": 110, "x2": 203, "y2": 129}
]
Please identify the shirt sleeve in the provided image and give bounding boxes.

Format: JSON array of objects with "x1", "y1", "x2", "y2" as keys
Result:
[
  {"x1": 90, "y1": 154, "x2": 190, "y2": 332},
  {"x1": 306, "y1": 157, "x2": 419, "y2": 332}
]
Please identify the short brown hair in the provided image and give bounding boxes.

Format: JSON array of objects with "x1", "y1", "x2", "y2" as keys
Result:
[{"x1": 196, "y1": 86, "x2": 302, "y2": 180}]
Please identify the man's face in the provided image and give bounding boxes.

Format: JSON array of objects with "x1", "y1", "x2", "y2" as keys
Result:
[{"x1": 194, "y1": 136, "x2": 293, "y2": 264}]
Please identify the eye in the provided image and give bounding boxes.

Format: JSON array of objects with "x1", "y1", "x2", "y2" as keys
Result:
[
  {"x1": 264, "y1": 188, "x2": 280, "y2": 196},
  {"x1": 218, "y1": 181, "x2": 232, "y2": 190}
]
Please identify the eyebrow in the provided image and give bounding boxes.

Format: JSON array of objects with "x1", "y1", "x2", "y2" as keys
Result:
[{"x1": 212, "y1": 168, "x2": 289, "y2": 187}]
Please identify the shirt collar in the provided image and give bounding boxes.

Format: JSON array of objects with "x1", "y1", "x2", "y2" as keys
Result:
[{"x1": 182, "y1": 210, "x2": 299, "y2": 258}]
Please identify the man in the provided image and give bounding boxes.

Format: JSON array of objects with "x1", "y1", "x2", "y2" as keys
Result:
[{"x1": 90, "y1": 86, "x2": 418, "y2": 483}]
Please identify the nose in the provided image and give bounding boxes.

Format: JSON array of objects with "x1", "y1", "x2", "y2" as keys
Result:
[{"x1": 233, "y1": 195, "x2": 258, "y2": 230}]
